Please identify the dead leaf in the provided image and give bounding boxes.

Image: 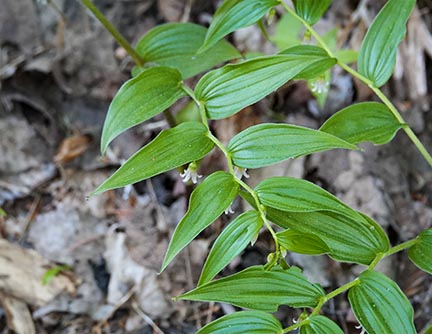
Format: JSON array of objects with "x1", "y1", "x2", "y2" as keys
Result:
[
  {"x1": 0, "y1": 294, "x2": 36, "y2": 334},
  {"x1": 0, "y1": 238, "x2": 75, "y2": 307},
  {"x1": 54, "y1": 134, "x2": 92, "y2": 164}
]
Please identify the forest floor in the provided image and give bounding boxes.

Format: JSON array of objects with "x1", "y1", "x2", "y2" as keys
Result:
[{"x1": 1, "y1": 0, "x2": 432, "y2": 333}]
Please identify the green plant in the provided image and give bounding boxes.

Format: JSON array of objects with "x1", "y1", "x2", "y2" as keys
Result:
[{"x1": 84, "y1": 0, "x2": 432, "y2": 332}]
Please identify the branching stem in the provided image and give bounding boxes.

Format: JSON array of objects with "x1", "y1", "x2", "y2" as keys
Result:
[
  {"x1": 279, "y1": 0, "x2": 432, "y2": 167},
  {"x1": 182, "y1": 85, "x2": 281, "y2": 255}
]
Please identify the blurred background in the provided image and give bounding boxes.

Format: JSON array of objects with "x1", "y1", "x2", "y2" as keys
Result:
[{"x1": 0, "y1": 0, "x2": 431, "y2": 333}]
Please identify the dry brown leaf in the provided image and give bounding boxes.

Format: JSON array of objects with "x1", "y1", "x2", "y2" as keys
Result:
[
  {"x1": 0, "y1": 238, "x2": 75, "y2": 307},
  {"x1": 54, "y1": 134, "x2": 91, "y2": 164},
  {"x1": 0, "y1": 294, "x2": 36, "y2": 334}
]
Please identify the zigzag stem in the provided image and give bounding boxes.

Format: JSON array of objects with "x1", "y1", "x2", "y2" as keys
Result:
[
  {"x1": 181, "y1": 85, "x2": 281, "y2": 259},
  {"x1": 279, "y1": 0, "x2": 432, "y2": 167},
  {"x1": 282, "y1": 236, "x2": 419, "y2": 333}
]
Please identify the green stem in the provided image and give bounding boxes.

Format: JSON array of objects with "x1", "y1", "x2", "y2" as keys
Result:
[
  {"x1": 384, "y1": 238, "x2": 419, "y2": 257},
  {"x1": 283, "y1": 318, "x2": 310, "y2": 333},
  {"x1": 279, "y1": 0, "x2": 432, "y2": 167},
  {"x1": 367, "y1": 252, "x2": 385, "y2": 271},
  {"x1": 80, "y1": 0, "x2": 145, "y2": 67},
  {"x1": 181, "y1": 84, "x2": 280, "y2": 254},
  {"x1": 237, "y1": 178, "x2": 280, "y2": 255},
  {"x1": 282, "y1": 278, "x2": 360, "y2": 333}
]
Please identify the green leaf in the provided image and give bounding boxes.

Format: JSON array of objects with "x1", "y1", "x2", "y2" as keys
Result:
[
  {"x1": 198, "y1": 210, "x2": 263, "y2": 285},
  {"x1": 198, "y1": 311, "x2": 283, "y2": 334},
  {"x1": 278, "y1": 45, "x2": 337, "y2": 80},
  {"x1": 199, "y1": 0, "x2": 279, "y2": 53},
  {"x1": 272, "y1": 13, "x2": 303, "y2": 50},
  {"x1": 178, "y1": 265, "x2": 324, "y2": 312},
  {"x1": 335, "y1": 49, "x2": 358, "y2": 64},
  {"x1": 300, "y1": 316, "x2": 343, "y2": 334},
  {"x1": 175, "y1": 100, "x2": 201, "y2": 124},
  {"x1": 292, "y1": 0, "x2": 332, "y2": 25},
  {"x1": 358, "y1": 0, "x2": 415, "y2": 87},
  {"x1": 161, "y1": 172, "x2": 238, "y2": 271},
  {"x1": 101, "y1": 67, "x2": 186, "y2": 154},
  {"x1": 93, "y1": 122, "x2": 214, "y2": 196},
  {"x1": 408, "y1": 229, "x2": 432, "y2": 275},
  {"x1": 255, "y1": 177, "x2": 362, "y2": 219},
  {"x1": 227, "y1": 124, "x2": 357, "y2": 168},
  {"x1": 135, "y1": 23, "x2": 240, "y2": 79},
  {"x1": 348, "y1": 270, "x2": 416, "y2": 334},
  {"x1": 267, "y1": 210, "x2": 389, "y2": 265},
  {"x1": 0, "y1": 208, "x2": 5, "y2": 217},
  {"x1": 42, "y1": 265, "x2": 71, "y2": 286},
  {"x1": 195, "y1": 53, "x2": 336, "y2": 120},
  {"x1": 277, "y1": 230, "x2": 330, "y2": 255},
  {"x1": 320, "y1": 102, "x2": 405, "y2": 145}
]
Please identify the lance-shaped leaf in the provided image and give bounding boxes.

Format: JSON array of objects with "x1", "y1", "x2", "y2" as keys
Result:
[
  {"x1": 199, "y1": 0, "x2": 279, "y2": 52},
  {"x1": 277, "y1": 230, "x2": 330, "y2": 255},
  {"x1": 292, "y1": 0, "x2": 332, "y2": 26},
  {"x1": 408, "y1": 229, "x2": 432, "y2": 275},
  {"x1": 135, "y1": 23, "x2": 240, "y2": 79},
  {"x1": 198, "y1": 311, "x2": 283, "y2": 334},
  {"x1": 267, "y1": 210, "x2": 389, "y2": 265},
  {"x1": 348, "y1": 270, "x2": 416, "y2": 334},
  {"x1": 300, "y1": 316, "x2": 343, "y2": 334},
  {"x1": 195, "y1": 53, "x2": 336, "y2": 120},
  {"x1": 227, "y1": 124, "x2": 357, "y2": 168},
  {"x1": 101, "y1": 67, "x2": 185, "y2": 154},
  {"x1": 92, "y1": 122, "x2": 214, "y2": 196},
  {"x1": 358, "y1": 0, "x2": 415, "y2": 87},
  {"x1": 278, "y1": 45, "x2": 336, "y2": 80},
  {"x1": 320, "y1": 102, "x2": 405, "y2": 145},
  {"x1": 178, "y1": 265, "x2": 324, "y2": 312},
  {"x1": 161, "y1": 172, "x2": 238, "y2": 271},
  {"x1": 198, "y1": 211, "x2": 263, "y2": 285},
  {"x1": 255, "y1": 177, "x2": 362, "y2": 220}
]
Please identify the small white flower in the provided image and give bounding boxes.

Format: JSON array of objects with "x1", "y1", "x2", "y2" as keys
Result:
[
  {"x1": 234, "y1": 167, "x2": 250, "y2": 180},
  {"x1": 355, "y1": 325, "x2": 366, "y2": 334},
  {"x1": 224, "y1": 205, "x2": 235, "y2": 215},
  {"x1": 180, "y1": 162, "x2": 202, "y2": 184},
  {"x1": 310, "y1": 78, "x2": 329, "y2": 94}
]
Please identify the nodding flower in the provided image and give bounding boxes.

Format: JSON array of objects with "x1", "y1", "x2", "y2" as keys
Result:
[
  {"x1": 224, "y1": 205, "x2": 234, "y2": 215},
  {"x1": 234, "y1": 166, "x2": 250, "y2": 180},
  {"x1": 180, "y1": 161, "x2": 202, "y2": 184},
  {"x1": 355, "y1": 324, "x2": 366, "y2": 334},
  {"x1": 310, "y1": 77, "x2": 330, "y2": 95}
]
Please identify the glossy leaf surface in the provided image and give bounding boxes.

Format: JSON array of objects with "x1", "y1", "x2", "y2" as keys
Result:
[
  {"x1": 278, "y1": 45, "x2": 336, "y2": 80},
  {"x1": 93, "y1": 122, "x2": 214, "y2": 195},
  {"x1": 200, "y1": 0, "x2": 279, "y2": 52},
  {"x1": 178, "y1": 265, "x2": 324, "y2": 312},
  {"x1": 135, "y1": 23, "x2": 240, "y2": 79},
  {"x1": 320, "y1": 102, "x2": 404, "y2": 145},
  {"x1": 348, "y1": 270, "x2": 416, "y2": 334},
  {"x1": 358, "y1": 0, "x2": 415, "y2": 87},
  {"x1": 267, "y1": 210, "x2": 389, "y2": 265},
  {"x1": 228, "y1": 124, "x2": 357, "y2": 168},
  {"x1": 162, "y1": 172, "x2": 238, "y2": 271},
  {"x1": 198, "y1": 311, "x2": 283, "y2": 334},
  {"x1": 195, "y1": 53, "x2": 336, "y2": 120},
  {"x1": 198, "y1": 211, "x2": 263, "y2": 285},
  {"x1": 408, "y1": 229, "x2": 432, "y2": 274},
  {"x1": 101, "y1": 67, "x2": 185, "y2": 154},
  {"x1": 277, "y1": 230, "x2": 330, "y2": 255},
  {"x1": 292, "y1": 0, "x2": 332, "y2": 25},
  {"x1": 255, "y1": 177, "x2": 362, "y2": 219},
  {"x1": 300, "y1": 316, "x2": 343, "y2": 334}
]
